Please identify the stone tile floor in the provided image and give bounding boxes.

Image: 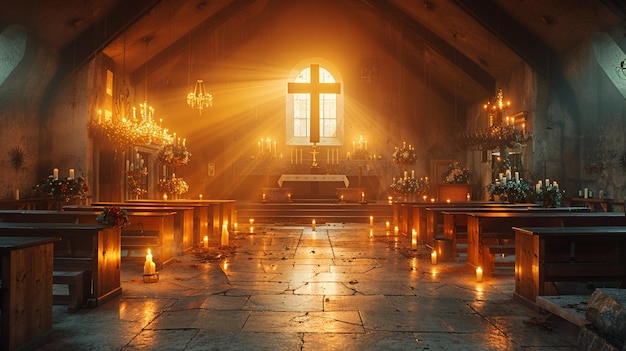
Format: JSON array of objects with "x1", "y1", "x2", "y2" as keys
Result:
[{"x1": 37, "y1": 223, "x2": 581, "y2": 350}]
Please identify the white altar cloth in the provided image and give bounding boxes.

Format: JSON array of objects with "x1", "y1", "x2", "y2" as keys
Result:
[{"x1": 277, "y1": 174, "x2": 350, "y2": 188}]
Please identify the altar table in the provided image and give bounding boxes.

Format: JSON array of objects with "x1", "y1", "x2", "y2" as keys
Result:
[
  {"x1": 277, "y1": 174, "x2": 350, "y2": 187},
  {"x1": 277, "y1": 174, "x2": 350, "y2": 194}
]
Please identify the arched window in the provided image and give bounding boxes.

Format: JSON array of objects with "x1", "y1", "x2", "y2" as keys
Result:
[{"x1": 286, "y1": 59, "x2": 343, "y2": 146}]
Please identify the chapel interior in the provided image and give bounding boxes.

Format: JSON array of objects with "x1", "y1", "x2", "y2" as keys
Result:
[
  {"x1": 2, "y1": 0, "x2": 625, "y2": 203},
  {"x1": 2, "y1": 1, "x2": 626, "y2": 350}
]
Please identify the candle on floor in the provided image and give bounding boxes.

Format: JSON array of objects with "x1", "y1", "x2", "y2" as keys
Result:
[
  {"x1": 411, "y1": 229, "x2": 417, "y2": 250},
  {"x1": 249, "y1": 218, "x2": 254, "y2": 233},
  {"x1": 476, "y1": 267, "x2": 483, "y2": 282},
  {"x1": 431, "y1": 251, "x2": 437, "y2": 264},
  {"x1": 369, "y1": 228, "x2": 373, "y2": 238},
  {"x1": 221, "y1": 223, "x2": 229, "y2": 246},
  {"x1": 369, "y1": 216, "x2": 374, "y2": 226},
  {"x1": 203, "y1": 236, "x2": 208, "y2": 248},
  {"x1": 394, "y1": 226, "x2": 399, "y2": 235},
  {"x1": 144, "y1": 249, "x2": 156, "y2": 275},
  {"x1": 312, "y1": 219, "x2": 316, "y2": 231}
]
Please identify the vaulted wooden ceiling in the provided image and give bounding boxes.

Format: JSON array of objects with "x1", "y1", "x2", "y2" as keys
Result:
[{"x1": 3, "y1": 0, "x2": 626, "y2": 105}]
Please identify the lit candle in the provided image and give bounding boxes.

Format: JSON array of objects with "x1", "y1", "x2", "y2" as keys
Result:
[
  {"x1": 163, "y1": 194, "x2": 168, "y2": 200},
  {"x1": 476, "y1": 267, "x2": 483, "y2": 282},
  {"x1": 144, "y1": 249, "x2": 156, "y2": 275},
  {"x1": 249, "y1": 218, "x2": 254, "y2": 233},
  {"x1": 394, "y1": 226, "x2": 399, "y2": 235},
  {"x1": 430, "y1": 198, "x2": 435, "y2": 203},
  {"x1": 369, "y1": 216, "x2": 374, "y2": 226},
  {"x1": 388, "y1": 196, "x2": 392, "y2": 204},
  {"x1": 221, "y1": 223, "x2": 229, "y2": 246},
  {"x1": 262, "y1": 193, "x2": 266, "y2": 201},
  {"x1": 385, "y1": 221, "x2": 390, "y2": 230},
  {"x1": 411, "y1": 229, "x2": 417, "y2": 250},
  {"x1": 234, "y1": 222, "x2": 238, "y2": 232},
  {"x1": 199, "y1": 194, "x2": 203, "y2": 200},
  {"x1": 431, "y1": 251, "x2": 437, "y2": 264},
  {"x1": 15, "y1": 189, "x2": 19, "y2": 200},
  {"x1": 312, "y1": 219, "x2": 316, "y2": 231},
  {"x1": 53, "y1": 168, "x2": 59, "y2": 180},
  {"x1": 446, "y1": 199, "x2": 451, "y2": 203},
  {"x1": 69, "y1": 168, "x2": 75, "y2": 179},
  {"x1": 203, "y1": 236, "x2": 208, "y2": 248},
  {"x1": 369, "y1": 228, "x2": 373, "y2": 238},
  {"x1": 340, "y1": 194, "x2": 344, "y2": 202},
  {"x1": 466, "y1": 193, "x2": 471, "y2": 201},
  {"x1": 423, "y1": 195, "x2": 427, "y2": 202},
  {"x1": 361, "y1": 192, "x2": 365, "y2": 202}
]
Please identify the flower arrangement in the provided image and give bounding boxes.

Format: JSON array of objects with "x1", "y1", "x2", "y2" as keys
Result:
[
  {"x1": 33, "y1": 175, "x2": 88, "y2": 201},
  {"x1": 534, "y1": 183, "x2": 563, "y2": 208},
  {"x1": 442, "y1": 162, "x2": 471, "y2": 184},
  {"x1": 96, "y1": 206, "x2": 130, "y2": 228},
  {"x1": 390, "y1": 176, "x2": 430, "y2": 196},
  {"x1": 157, "y1": 143, "x2": 191, "y2": 167},
  {"x1": 488, "y1": 179, "x2": 532, "y2": 203},
  {"x1": 392, "y1": 142, "x2": 417, "y2": 165},
  {"x1": 159, "y1": 176, "x2": 189, "y2": 195}
]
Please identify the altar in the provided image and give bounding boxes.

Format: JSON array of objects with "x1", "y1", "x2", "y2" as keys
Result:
[{"x1": 277, "y1": 174, "x2": 350, "y2": 194}]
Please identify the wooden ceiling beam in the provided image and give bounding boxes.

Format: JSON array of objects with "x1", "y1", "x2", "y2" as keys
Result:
[
  {"x1": 361, "y1": 0, "x2": 495, "y2": 93},
  {"x1": 452, "y1": 0, "x2": 552, "y2": 76}
]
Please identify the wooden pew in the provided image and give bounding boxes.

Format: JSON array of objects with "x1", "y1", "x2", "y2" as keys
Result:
[
  {"x1": 420, "y1": 202, "x2": 534, "y2": 246},
  {"x1": 440, "y1": 206, "x2": 590, "y2": 257},
  {"x1": 125, "y1": 199, "x2": 237, "y2": 246},
  {"x1": 60, "y1": 206, "x2": 176, "y2": 269},
  {"x1": 0, "y1": 236, "x2": 57, "y2": 351},
  {"x1": 391, "y1": 201, "x2": 506, "y2": 243},
  {"x1": 513, "y1": 226, "x2": 626, "y2": 309},
  {"x1": 466, "y1": 212, "x2": 626, "y2": 277},
  {"x1": 0, "y1": 223, "x2": 121, "y2": 308}
]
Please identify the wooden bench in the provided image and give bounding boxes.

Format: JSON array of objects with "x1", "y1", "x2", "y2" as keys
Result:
[
  {"x1": 513, "y1": 226, "x2": 626, "y2": 310},
  {"x1": 53, "y1": 270, "x2": 88, "y2": 312},
  {"x1": 0, "y1": 222, "x2": 121, "y2": 307}
]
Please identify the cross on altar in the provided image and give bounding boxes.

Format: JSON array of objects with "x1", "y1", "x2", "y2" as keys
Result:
[{"x1": 287, "y1": 64, "x2": 341, "y2": 143}]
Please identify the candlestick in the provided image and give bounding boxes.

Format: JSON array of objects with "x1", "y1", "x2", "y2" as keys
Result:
[
  {"x1": 476, "y1": 267, "x2": 483, "y2": 282},
  {"x1": 431, "y1": 251, "x2": 437, "y2": 264}
]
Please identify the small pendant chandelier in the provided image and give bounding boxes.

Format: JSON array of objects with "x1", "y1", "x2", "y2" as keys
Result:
[{"x1": 187, "y1": 79, "x2": 213, "y2": 114}]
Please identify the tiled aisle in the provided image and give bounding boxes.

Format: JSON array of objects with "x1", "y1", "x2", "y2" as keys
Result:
[{"x1": 37, "y1": 223, "x2": 580, "y2": 350}]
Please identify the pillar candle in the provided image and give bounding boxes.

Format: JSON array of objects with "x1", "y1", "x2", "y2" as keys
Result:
[
  {"x1": 476, "y1": 267, "x2": 483, "y2": 282},
  {"x1": 431, "y1": 251, "x2": 437, "y2": 265},
  {"x1": 53, "y1": 168, "x2": 59, "y2": 180},
  {"x1": 369, "y1": 216, "x2": 374, "y2": 226},
  {"x1": 203, "y1": 236, "x2": 208, "y2": 248},
  {"x1": 15, "y1": 189, "x2": 19, "y2": 200},
  {"x1": 221, "y1": 224, "x2": 229, "y2": 246},
  {"x1": 394, "y1": 226, "x2": 399, "y2": 234},
  {"x1": 385, "y1": 221, "x2": 390, "y2": 230},
  {"x1": 144, "y1": 249, "x2": 156, "y2": 275},
  {"x1": 312, "y1": 219, "x2": 316, "y2": 231},
  {"x1": 69, "y1": 168, "x2": 75, "y2": 179},
  {"x1": 411, "y1": 229, "x2": 417, "y2": 250}
]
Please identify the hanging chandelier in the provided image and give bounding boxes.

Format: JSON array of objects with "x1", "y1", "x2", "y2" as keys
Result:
[
  {"x1": 187, "y1": 79, "x2": 213, "y2": 114},
  {"x1": 455, "y1": 89, "x2": 531, "y2": 151}
]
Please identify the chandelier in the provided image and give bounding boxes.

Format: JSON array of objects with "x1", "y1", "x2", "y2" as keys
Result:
[
  {"x1": 187, "y1": 79, "x2": 213, "y2": 114},
  {"x1": 455, "y1": 89, "x2": 531, "y2": 151}
]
